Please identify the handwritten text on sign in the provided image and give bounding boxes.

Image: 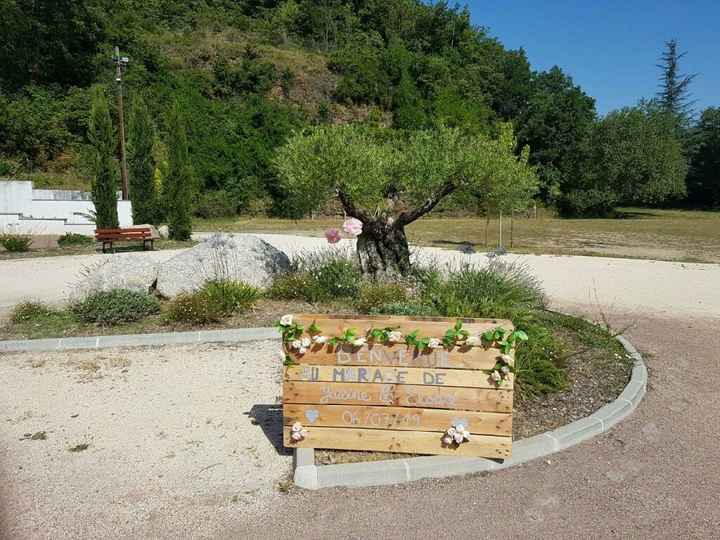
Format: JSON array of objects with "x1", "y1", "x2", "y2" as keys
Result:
[{"x1": 301, "y1": 366, "x2": 448, "y2": 385}]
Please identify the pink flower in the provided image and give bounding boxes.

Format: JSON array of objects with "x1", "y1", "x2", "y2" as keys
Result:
[
  {"x1": 325, "y1": 228, "x2": 342, "y2": 244},
  {"x1": 342, "y1": 218, "x2": 363, "y2": 237}
]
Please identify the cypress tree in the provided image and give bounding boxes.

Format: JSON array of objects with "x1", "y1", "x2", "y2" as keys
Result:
[
  {"x1": 128, "y1": 96, "x2": 158, "y2": 224},
  {"x1": 165, "y1": 103, "x2": 193, "y2": 240},
  {"x1": 88, "y1": 86, "x2": 119, "y2": 229}
]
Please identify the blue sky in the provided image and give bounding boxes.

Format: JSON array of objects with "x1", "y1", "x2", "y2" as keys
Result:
[{"x1": 466, "y1": 1, "x2": 719, "y2": 115}]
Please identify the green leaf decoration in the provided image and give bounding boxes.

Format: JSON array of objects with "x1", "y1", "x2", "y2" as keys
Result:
[{"x1": 308, "y1": 321, "x2": 321, "y2": 334}]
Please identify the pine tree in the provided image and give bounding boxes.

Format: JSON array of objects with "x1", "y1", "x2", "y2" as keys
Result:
[
  {"x1": 88, "y1": 86, "x2": 119, "y2": 229},
  {"x1": 656, "y1": 39, "x2": 697, "y2": 124},
  {"x1": 128, "y1": 96, "x2": 158, "y2": 224},
  {"x1": 164, "y1": 103, "x2": 193, "y2": 240}
]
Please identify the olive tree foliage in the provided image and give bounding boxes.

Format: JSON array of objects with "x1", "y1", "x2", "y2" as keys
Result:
[{"x1": 274, "y1": 124, "x2": 536, "y2": 275}]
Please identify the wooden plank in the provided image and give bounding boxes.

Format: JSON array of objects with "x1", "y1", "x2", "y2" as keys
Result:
[
  {"x1": 293, "y1": 314, "x2": 513, "y2": 339},
  {"x1": 289, "y1": 342, "x2": 511, "y2": 370},
  {"x1": 283, "y1": 404, "x2": 512, "y2": 436},
  {"x1": 284, "y1": 426, "x2": 512, "y2": 458},
  {"x1": 285, "y1": 365, "x2": 513, "y2": 390},
  {"x1": 283, "y1": 381, "x2": 513, "y2": 413}
]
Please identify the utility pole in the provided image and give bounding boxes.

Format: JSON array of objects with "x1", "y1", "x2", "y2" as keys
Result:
[{"x1": 114, "y1": 46, "x2": 130, "y2": 200}]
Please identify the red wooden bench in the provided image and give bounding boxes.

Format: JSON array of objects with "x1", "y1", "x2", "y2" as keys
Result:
[{"x1": 95, "y1": 227, "x2": 154, "y2": 253}]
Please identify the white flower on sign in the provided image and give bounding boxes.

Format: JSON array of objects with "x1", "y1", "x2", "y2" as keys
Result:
[
  {"x1": 313, "y1": 335, "x2": 328, "y2": 344},
  {"x1": 443, "y1": 424, "x2": 470, "y2": 446},
  {"x1": 291, "y1": 339, "x2": 302, "y2": 350},
  {"x1": 491, "y1": 370, "x2": 502, "y2": 383},
  {"x1": 387, "y1": 331, "x2": 404, "y2": 343},
  {"x1": 466, "y1": 335, "x2": 481, "y2": 346},
  {"x1": 290, "y1": 421, "x2": 308, "y2": 441},
  {"x1": 428, "y1": 338, "x2": 442, "y2": 349},
  {"x1": 501, "y1": 365, "x2": 510, "y2": 375},
  {"x1": 301, "y1": 336, "x2": 312, "y2": 348},
  {"x1": 352, "y1": 337, "x2": 367, "y2": 347},
  {"x1": 280, "y1": 314, "x2": 293, "y2": 326}
]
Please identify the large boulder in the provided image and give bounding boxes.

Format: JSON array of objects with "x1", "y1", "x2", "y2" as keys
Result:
[
  {"x1": 72, "y1": 253, "x2": 159, "y2": 299},
  {"x1": 155, "y1": 233, "x2": 290, "y2": 298}
]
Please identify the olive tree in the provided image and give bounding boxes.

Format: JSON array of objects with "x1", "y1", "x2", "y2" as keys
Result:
[{"x1": 274, "y1": 124, "x2": 537, "y2": 275}]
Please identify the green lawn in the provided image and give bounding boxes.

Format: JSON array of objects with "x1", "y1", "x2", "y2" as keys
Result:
[{"x1": 195, "y1": 207, "x2": 720, "y2": 264}]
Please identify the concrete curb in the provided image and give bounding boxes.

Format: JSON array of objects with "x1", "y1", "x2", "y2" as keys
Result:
[
  {"x1": 292, "y1": 334, "x2": 647, "y2": 490},
  {"x1": 0, "y1": 327, "x2": 278, "y2": 352}
]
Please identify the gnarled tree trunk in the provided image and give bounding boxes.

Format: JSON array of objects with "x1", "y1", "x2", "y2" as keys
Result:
[
  {"x1": 337, "y1": 182, "x2": 454, "y2": 276},
  {"x1": 356, "y1": 219, "x2": 411, "y2": 276}
]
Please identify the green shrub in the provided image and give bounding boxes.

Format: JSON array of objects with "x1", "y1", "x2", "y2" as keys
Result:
[
  {"x1": 513, "y1": 316, "x2": 568, "y2": 397},
  {"x1": 269, "y1": 249, "x2": 362, "y2": 302},
  {"x1": 423, "y1": 261, "x2": 545, "y2": 319},
  {"x1": 0, "y1": 232, "x2": 32, "y2": 252},
  {"x1": 200, "y1": 280, "x2": 260, "y2": 315},
  {"x1": 304, "y1": 259, "x2": 360, "y2": 300},
  {"x1": 194, "y1": 190, "x2": 236, "y2": 219},
  {"x1": 165, "y1": 291, "x2": 223, "y2": 324},
  {"x1": 369, "y1": 301, "x2": 437, "y2": 316},
  {"x1": 355, "y1": 280, "x2": 408, "y2": 313},
  {"x1": 11, "y1": 301, "x2": 56, "y2": 323},
  {"x1": 57, "y1": 233, "x2": 93, "y2": 247},
  {"x1": 266, "y1": 272, "x2": 313, "y2": 300},
  {"x1": 71, "y1": 289, "x2": 160, "y2": 324}
]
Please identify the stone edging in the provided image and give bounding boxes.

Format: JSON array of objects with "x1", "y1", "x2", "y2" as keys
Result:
[
  {"x1": 292, "y1": 334, "x2": 647, "y2": 490},
  {"x1": 0, "y1": 327, "x2": 647, "y2": 491},
  {"x1": 0, "y1": 327, "x2": 278, "y2": 352}
]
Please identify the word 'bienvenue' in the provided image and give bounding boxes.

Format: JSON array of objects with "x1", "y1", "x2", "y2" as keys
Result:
[{"x1": 336, "y1": 347, "x2": 452, "y2": 367}]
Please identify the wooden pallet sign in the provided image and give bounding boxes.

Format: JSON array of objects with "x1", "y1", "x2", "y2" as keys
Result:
[{"x1": 280, "y1": 314, "x2": 519, "y2": 459}]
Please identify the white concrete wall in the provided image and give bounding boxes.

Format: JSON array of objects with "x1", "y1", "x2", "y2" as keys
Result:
[
  {"x1": 0, "y1": 180, "x2": 133, "y2": 235},
  {"x1": 0, "y1": 181, "x2": 33, "y2": 214},
  {"x1": 26, "y1": 200, "x2": 95, "y2": 222},
  {"x1": 32, "y1": 189, "x2": 93, "y2": 201}
]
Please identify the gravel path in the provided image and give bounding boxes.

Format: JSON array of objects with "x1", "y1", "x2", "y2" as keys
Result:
[
  {"x1": 1, "y1": 233, "x2": 719, "y2": 318},
  {"x1": 0, "y1": 341, "x2": 289, "y2": 539}
]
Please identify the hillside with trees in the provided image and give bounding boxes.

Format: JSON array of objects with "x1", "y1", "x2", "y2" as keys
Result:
[{"x1": 0, "y1": 1, "x2": 717, "y2": 219}]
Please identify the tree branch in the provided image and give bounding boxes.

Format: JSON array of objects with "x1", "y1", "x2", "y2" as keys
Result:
[
  {"x1": 337, "y1": 189, "x2": 371, "y2": 222},
  {"x1": 398, "y1": 182, "x2": 455, "y2": 226}
]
